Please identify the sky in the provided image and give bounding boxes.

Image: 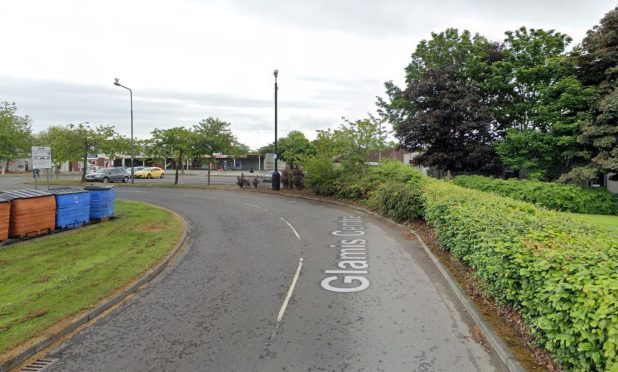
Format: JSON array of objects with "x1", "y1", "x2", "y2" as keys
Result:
[{"x1": 0, "y1": 0, "x2": 615, "y2": 149}]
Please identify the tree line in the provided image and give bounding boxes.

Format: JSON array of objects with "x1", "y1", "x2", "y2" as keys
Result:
[{"x1": 378, "y1": 6, "x2": 618, "y2": 182}]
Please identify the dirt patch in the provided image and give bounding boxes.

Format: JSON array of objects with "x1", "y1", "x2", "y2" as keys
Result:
[
  {"x1": 20, "y1": 309, "x2": 49, "y2": 323},
  {"x1": 142, "y1": 223, "x2": 166, "y2": 233},
  {"x1": 32, "y1": 275, "x2": 50, "y2": 284}
]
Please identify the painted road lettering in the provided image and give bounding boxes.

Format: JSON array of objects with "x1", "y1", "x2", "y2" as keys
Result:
[{"x1": 321, "y1": 216, "x2": 370, "y2": 293}]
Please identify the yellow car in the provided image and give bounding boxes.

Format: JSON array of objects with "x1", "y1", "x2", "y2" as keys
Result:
[{"x1": 134, "y1": 167, "x2": 165, "y2": 179}]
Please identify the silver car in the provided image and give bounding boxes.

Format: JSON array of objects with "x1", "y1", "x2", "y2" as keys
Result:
[{"x1": 85, "y1": 167, "x2": 129, "y2": 183}]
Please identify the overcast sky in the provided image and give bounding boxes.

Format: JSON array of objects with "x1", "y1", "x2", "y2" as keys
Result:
[{"x1": 0, "y1": 0, "x2": 615, "y2": 149}]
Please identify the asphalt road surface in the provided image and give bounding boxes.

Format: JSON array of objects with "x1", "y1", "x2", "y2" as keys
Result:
[{"x1": 42, "y1": 188, "x2": 505, "y2": 371}]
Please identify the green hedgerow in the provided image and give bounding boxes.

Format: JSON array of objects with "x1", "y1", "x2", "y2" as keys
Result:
[{"x1": 453, "y1": 175, "x2": 618, "y2": 215}]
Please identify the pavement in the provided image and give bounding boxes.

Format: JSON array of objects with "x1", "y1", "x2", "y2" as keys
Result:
[{"x1": 32, "y1": 187, "x2": 506, "y2": 371}]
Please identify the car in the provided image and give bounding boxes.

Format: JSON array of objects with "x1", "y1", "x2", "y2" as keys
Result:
[
  {"x1": 134, "y1": 167, "x2": 165, "y2": 179},
  {"x1": 125, "y1": 166, "x2": 145, "y2": 177},
  {"x1": 86, "y1": 166, "x2": 103, "y2": 174},
  {"x1": 85, "y1": 167, "x2": 129, "y2": 183}
]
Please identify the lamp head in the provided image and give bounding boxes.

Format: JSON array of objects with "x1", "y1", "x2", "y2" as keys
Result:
[
  {"x1": 114, "y1": 78, "x2": 120, "y2": 86},
  {"x1": 273, "y1": 69, "x2": 278, "y2": 79}
]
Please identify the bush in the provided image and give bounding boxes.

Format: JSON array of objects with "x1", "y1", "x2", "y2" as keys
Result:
[
  {"x1": 366, "y1": 181, "x2": 424, "y2": 222},
  {"x1": 453, "y1": 175, "x2": 618, "y2": 215},
  {"x1": 423, "y1": 180, "x2": 618, "y2": 370},
  {"x1": 304, "y1": 156, "x2": 339, "y2": 195}
]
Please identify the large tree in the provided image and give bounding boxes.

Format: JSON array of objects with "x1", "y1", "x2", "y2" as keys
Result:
[
  {"x1": 192, "y1": 117, "x2": 236, "y2": 185},
  {"x1": 397, "y1": 65, "x2": 502, "y2": 173},
  {"x1": 564, "y1": 6, "x2": 618, "y2": 181},
  {"x1": 0, "y1": 102, "x2": 32, "y2": 173},
  {"x1": 490, "y1": 28, "x2": 594, "y2": 180}
]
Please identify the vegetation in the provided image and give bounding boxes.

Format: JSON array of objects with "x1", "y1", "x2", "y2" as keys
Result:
[
  {"x1": 378, "y1": 6, "x2": 618, "y2": 182},
  {"x1": 0, "y1": 102, "x2": 32, "y2": 173},
  {"x1": 453, "y1": 175, "x2": 618, "y2": 215},
  {"x1": 304, "y1": 160, "x2": 618, "y2": 370},
  {"x1": 0, "y1": 200, "x2": 183, "y2": 354}
]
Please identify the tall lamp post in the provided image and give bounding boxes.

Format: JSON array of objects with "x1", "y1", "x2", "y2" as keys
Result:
[
  {"x1": 272, "y1": 69, "x2": 280, "y2": 191},
  {"x1": 113, "y1": 78, "x2": 135, "y2": 184}
]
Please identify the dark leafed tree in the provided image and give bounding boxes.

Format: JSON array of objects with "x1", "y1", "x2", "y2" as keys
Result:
[
  {"x1": 397, "y1": 65, "x2": 502, "y2": 173},
  {"x1": 564, "y1": 6, "x2": 618, "y2": 181}
]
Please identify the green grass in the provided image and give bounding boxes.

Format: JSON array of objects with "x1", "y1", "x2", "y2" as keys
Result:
[
  {"x1": 568, "y1": 212, "x2": 618, "y2": 230},
  {"x1": 0, "y1": 200, "x2": 183, "y2": 354}
]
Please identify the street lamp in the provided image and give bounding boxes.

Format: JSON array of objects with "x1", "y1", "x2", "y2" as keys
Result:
[
  {"x1": 272, "y1": 69, "x2": 280, "y2": 191},
  {"x1": 113, "y1": 78, "x2": 135, "y2": 184}
]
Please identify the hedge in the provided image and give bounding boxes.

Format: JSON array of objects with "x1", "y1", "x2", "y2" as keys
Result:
[
  {"x1": 453, "y1": 175, "x2": 618, "y2": 215},
  {"x1": 305, "y1": 160, "x2": 618, "y2": 370},
  {"x1": 423, "y1": 180, "x2": 618, "y2": 370}
]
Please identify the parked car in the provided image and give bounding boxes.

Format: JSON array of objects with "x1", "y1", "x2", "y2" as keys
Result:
[
  {"x1": 86, "y1": 166, "x2": 103, "y2": 174},
  {"x1": 125, "y1": 166, "x2": 145, "y2": 177},
  {"x1": 85, "y1": 167, "x2": 129, "y2": 183},
  {"x1": 134, "y1": 167, "x2": 165, "y2": 179}
]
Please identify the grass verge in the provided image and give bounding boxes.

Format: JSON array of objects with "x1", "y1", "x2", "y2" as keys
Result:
[
  {"x1": 568, "y1": 212, "x2": 618, "y2": 230},
  {"x1": 0, "y1": 200, "x2": 183, "y2": 354}
]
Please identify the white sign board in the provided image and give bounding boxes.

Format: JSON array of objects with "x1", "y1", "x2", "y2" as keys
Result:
[
  {"x1": 31, "y1": 146, "x2": 52, "y2": 169},
  {"x1": 264, "y1": 153, "x2": 276, "y2": 170}
]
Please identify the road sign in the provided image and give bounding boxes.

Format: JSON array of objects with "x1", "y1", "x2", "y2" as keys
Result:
[{"x1": 31, "y1": 146, "x2": 52, "y2": 169}]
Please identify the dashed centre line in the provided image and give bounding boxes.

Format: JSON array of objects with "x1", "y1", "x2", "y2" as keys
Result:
[
  {"x1": 276, "y1": 257, "x2": 304, "y2": 323},
  {"x1": 280, "y1": 217, "x2": 301, "y2": 240}
]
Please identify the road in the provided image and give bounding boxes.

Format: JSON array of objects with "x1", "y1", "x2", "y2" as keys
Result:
[
  {"x1": 0, "y1": 171, "x2": 260, "y2": 190},
  {"x1": 39, "y1": 188, "x2": 505, "y2": 371}
]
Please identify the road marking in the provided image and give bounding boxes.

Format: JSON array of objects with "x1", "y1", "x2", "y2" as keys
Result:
[
  {"x1": 281, "y1": 217, "x2": 301, "y2": 240},
  {"x1": 118, "y1": 190, "x2": 144, "y2": 193},
  {"x1": 238, "y1": 201, "x2": 269, "y2": 211},
  {"x1": 276, "y1": 257, "x2": 304, "y2": 323}
]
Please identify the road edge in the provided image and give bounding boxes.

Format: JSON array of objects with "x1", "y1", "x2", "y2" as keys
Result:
[
  {"x1": 0, "y1": 202, "x2": 190, "y2": 372},
  {"x1": 259, "y1": 190, "x2": 525, "y2": 372}
]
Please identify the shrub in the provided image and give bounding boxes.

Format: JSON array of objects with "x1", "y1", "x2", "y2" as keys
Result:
[
  {"x1": 453, "y1": 175, "x2": 618, "y2": 215},
  {"x1": 366, "y1": 181, "x2": 424, "y2": 222},
  {"x1": 304, "y1": 156, "x2": 339, "y2": 195},
  {"x1": 423, "y1": 180, "x2": 618, "y2": 370}
]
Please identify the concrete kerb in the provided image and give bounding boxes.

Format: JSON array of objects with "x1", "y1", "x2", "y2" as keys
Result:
[
  {"x1": 0, "y1": 202, "x2": 190, "y2": 372},
  {"x1": 257, "y1": 190, "x2": 525, "y2": 372}
]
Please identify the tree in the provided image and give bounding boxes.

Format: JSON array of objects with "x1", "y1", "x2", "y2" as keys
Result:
[
  {"x1": 397, "y1": 65, "x2": 502, "y2": 173},
  {"x1": 377, "y1": 29, "x2": 497, "y2": 131},
  {"x1": 564, "y1": 6, "x2": 618, "y2": 181},
  {"x1": 313, "y1": 116, "x2": 386, "y2": 164},
  {"x1": 485, "y1": 28, "x2": 591, "y2": 179},
  {"x1": 0, "y1": 102, "x2": 32, "y2": 173},
  {"x1": 192, "y1": 117, "x2": 237, "y2": 185},
  {"x1": 151, "y1": 127, "x2": 193, "y2": 185},
  {"x1": 34, "y1": 123, "x2": 116, "y2": 180}
]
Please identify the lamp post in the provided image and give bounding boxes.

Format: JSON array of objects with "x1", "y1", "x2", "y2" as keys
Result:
[
  {"x1": 272, "y1": 69, "x2": 280, "y2": 191},
  {"x1": 113, "y1": 78, "x2": 135, "y2": 184}
]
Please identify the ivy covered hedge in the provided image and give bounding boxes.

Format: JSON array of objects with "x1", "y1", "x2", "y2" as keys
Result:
[
  {"x1": 304, "y1": 160, "x2": 618, "y2": 370},
  {"x1": 453, "y1": 175, "x2": 618, "y2": 215}
]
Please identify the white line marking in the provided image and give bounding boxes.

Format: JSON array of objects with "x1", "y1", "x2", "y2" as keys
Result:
[
  {"x1": 238, "y1": 201, "x2": 269, "y2": 211},
  {"x1": 281, "y1": 217, "x2": 301, "y2": 240},
  {"x1": 276, "y1": 257, "x2": 304, "y2": 323}
]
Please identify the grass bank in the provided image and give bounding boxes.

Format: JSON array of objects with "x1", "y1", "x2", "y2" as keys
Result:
[
  {"x1": 569, "y1": 212, "x2": 618, "y2": 230},
  {"x1": 0, "y1": 200, "x2": 183, "y2": 354}
]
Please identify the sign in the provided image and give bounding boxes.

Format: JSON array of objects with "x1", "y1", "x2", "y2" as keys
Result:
[
  {"x1": 31, "y1": 146, "x2": 52, "y2": 169},
  {"x1": 264, "y1": 153, "x2": 276, "y2": 171}
]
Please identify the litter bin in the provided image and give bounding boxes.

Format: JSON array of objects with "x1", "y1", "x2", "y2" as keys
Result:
[
  {"x1": 84, "y1": 185, "x2": 116, "y2": 220},
  {"x1": 0, "y1": 194, "x2": 13, "y2": 241},
  {"x1": 50, "y1": 187, "x2": 90, "y2": 229},
  {"x1": 3, "y1": 189, "x2": 56, "y2": 238}
]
